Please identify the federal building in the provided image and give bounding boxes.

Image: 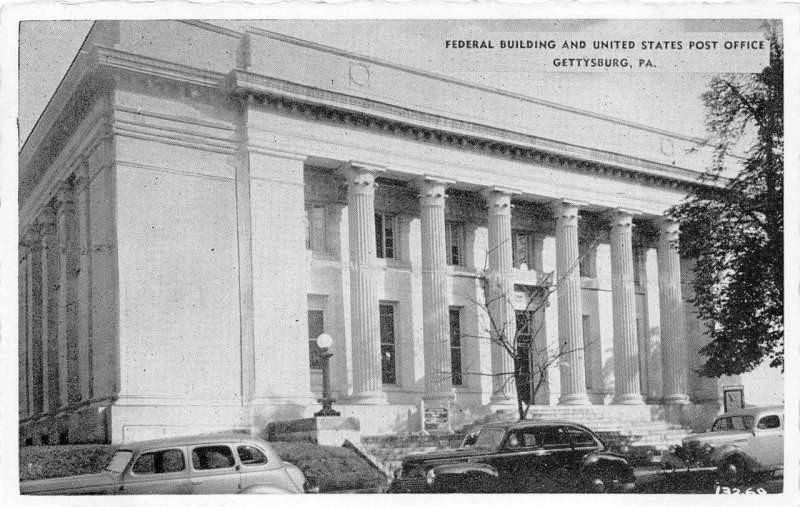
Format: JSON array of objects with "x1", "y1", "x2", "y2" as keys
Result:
[{"x1": 18, "y1": 21, "x2": 782, "y2": 444}]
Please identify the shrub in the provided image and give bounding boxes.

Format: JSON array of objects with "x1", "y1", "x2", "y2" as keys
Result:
[{"x1": 19, "y1": 445, "x2": 117, "y2": 481}]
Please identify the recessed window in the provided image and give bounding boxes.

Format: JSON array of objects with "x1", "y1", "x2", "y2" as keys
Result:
[
  {"x1": 379, "y1": 304, "x2": 397, "y2": 384},
  {"x1": 578, "y1": 241, "x2": 596, "y2": 278},
  {"x1": 307, "y1": 310, "x2": 325, "y2": 370},
  {"x1": 449, "y1": 308, "x2": 463, "y2": 386},
  {"x1": 445, "y1": 221, "x2": 466, "y2": 266},
  {"x1": 133, "y1": 449, "x2": 186, "y2": 474},
  {"x1": 512, "y1": 230, "x2": 537, "y2": 270},
  {"x1": 375, "y1": 213, "x2": 397, "y2": 259},
  {"x1": 515, "y1": 311, "x2": 535, "y2": 404},
  {"x1": 305, "y1": 204, "x2": 333, "y2": 253}
]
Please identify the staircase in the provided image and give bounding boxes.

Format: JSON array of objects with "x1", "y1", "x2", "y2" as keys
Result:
[{"x1": 360, "y1": 405, "x2": 698, "y2": 472}]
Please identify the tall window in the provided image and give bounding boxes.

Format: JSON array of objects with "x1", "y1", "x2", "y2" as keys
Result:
[
  {"x1": 375, "y1": 213, "x2": 396, "y2": 259},
  {"x1": 449, "y1": 308, "x2": 463, "y2": 386},
  {"x1": 307, "y1": 310, "x2": 324, "y2": 370},
  {"x1": 305, "y1": 204, "x2": 331, "y2": 253},
  {"x1": 578, "y1": 241, "x2": 595, "y2": 278},
  {"x1": 582, "y1": 315, "x2": 593, "y2": 390},
  {"x1": 632, "y1": 248, "x2": 642, "y2": 286},
  {"x1": 445, "y1": 221, "x2": 466, "y2": 266},
  {"x1": 512, "y1": 230, "x2": 537, "y2": 270},
  {"x1": 515, "y1": 310, "x2": 534, "y2": 404},
  {"x1": 379, "y1": 304, "x2": 397, "y2": 384}
]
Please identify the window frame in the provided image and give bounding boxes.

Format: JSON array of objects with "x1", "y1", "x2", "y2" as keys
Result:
[
  {"x1": 444, "y1": 221, "x2": 467, "y2": 267},
  {"x1": 129, "y1": 448, "x2": 187, "y2": 476},
  {"x1": 305, "y1": 203, "x2": 334, "y2": 254},
  {"x1": 511, "y1": 230, "x2": 538, "y2": 270},
  {"x1": 375, "y1": 213, "x2": 398, "y2": 259},
  {"x1": 190, "y1": 444, "x2": 237, "y2": 472},
  {"x1": 236, "y1": 444, "x2": 269, "y2": 467},
  {"x1": 449, "y1": 307, "x2": 463, "y2": 386},
  {"x1": 379, "y1": 302, "x2": 398, "y2": 385},
  {"x1": 307, "y1": 309, "x2": 325, "y2": 371}
]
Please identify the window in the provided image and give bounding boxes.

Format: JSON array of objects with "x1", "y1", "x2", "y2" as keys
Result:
[
  {"x1": 191, "y1": 445, "x2": 236, "y2": 470},
  {"x1": 445, "y1": 221, "x2": 466, "y2": 266},
  {"x1": 516, "y1": 311, "x2": 534, "y2": 404},
  {"x1": 375, "y1": 213, "x2": 396, "y2": 259},
  {"x1": 379, "y1": 304, "x2": 397, "y2": 384},
  {"x1": 132, "y1": 449, "x2": 185, "y2": 475},
  {"x1": 106, "y1": 451, "x2": 134, "y2": 473},
  {"x1": 512, "y1": 231, "x2": 537, "y2": 270},
  {"x1": 757, "y1": 415, "x2": 781, "y2": 430},
  {"x1": 531, "y1": 426, "x2": 572, "y2": 450},
  {"x1": 308, "y1": 310, "x2": 324, "y2": 370},
  {"x1": 566, "y1": 427, "x2": 600, "y2": 448},
  {"x1": 632, "y1": 247, "x2": 642, "y2": 286},
  {"x1": 578, "y1": 241, "x2": 595, "y2": 278},
  {"x1": 582, "y1": 315, "x2": 593, "y2": 390},
  {"x1": 237, "y1": 445, "x2": 268, "y2": 466},
  {"x1": 449, "y1": 308, "x2": 463, "y2": 386},
  {"x1": 305, "y1": 204, "x2": 332, "y2": 253}
]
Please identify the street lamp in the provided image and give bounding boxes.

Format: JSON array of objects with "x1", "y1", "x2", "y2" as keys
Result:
[{"x1": 315, "y1": 333, "x2": 340, "y2": 417}]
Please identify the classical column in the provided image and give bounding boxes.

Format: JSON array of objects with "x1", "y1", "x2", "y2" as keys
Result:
[
  {"x1": 55, "y1": 181, "x2": 80, "y2": 406},
  {"x1": 19, "y1": 242, "x2": 29, "y2": 417},
  {"x1": 552, "y1": 200, "x2": 590, "y2": 405},
  {"x1": 75, "y1": 163, "x2": 94, "y2": 401},
  {"x1": 343, "y1": 161, "x2": 388, "y2": 404},
  {"x1": 609, "y1": 210, "x2": 644, "y2": 405},
  {"x1": 39, "y1": 210, "x2": 59, "y2": 413},
  {"x1": 658, "y1": 218, "x2": 690, "y2": 404},
  {"x1": 418, "y1": 177, "x2": 454, "y2": 402},
  {"x1": 25, "y1": 227, "x2": 43, "y2": 414},
  {"x1": 482, "y1": 187, "x2": 517, "y2": 404}
]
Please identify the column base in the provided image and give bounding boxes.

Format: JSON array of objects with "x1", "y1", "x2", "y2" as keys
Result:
[
  {"x1": 346, "y1": 391, "x2": 389, "y2": 405},
  {"x1": 613, "y1": 393, "x2": 645, "y2": 405},
  {"x1": 558, "y1": 393, "x2": 592, "y2": 406},
  {"x1": 663, "y1": 393, "x2": 690, "y2": 405}
]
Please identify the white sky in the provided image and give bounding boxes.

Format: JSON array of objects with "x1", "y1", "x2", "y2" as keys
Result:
[{"x1": 18, "y1": 18, "x2": 772, "y2": 147}]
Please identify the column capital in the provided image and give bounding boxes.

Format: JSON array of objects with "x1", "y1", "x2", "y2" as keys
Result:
[
  {"x1": 339, "y1": 160, "x2": 385, "y2": 192},
  {"x1": 551, "y1": 199, "x2": 587, "y2": 226},
  {"x1": 658, "y1": 216, "x2": 680, "y2": 234},
  {"x1": 415, "y1": 176, "x2": 454, "y2": 208},
  {"x1": 607, "y1": 208, "x2": 642, "y2": 228},
  {"x1": 481, "y1": 186, "x2": 519, "y2": 210},
  {"x1": 54, "y1": 181, "x2": 76, "y2": 213}
]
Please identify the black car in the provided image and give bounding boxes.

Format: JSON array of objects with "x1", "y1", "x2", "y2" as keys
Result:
[{"x1": 389, "y1": 420, "x2": 635, "y2": 493}]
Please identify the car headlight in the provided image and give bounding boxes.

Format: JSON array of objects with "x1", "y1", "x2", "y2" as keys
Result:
[
  {"x1": 703, "y1": 443, "x2": 714, "y2": 454},
  {"x1": 426, "y1": 469, "x2": 436, "y2": 485}
]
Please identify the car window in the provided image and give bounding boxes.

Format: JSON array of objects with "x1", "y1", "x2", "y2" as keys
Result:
[
  {"x1": 106, "y1": 451, "x2": 133, "y2": 473},
  {"x1": 566, "y1": 427, "x2": 599, "y2": 448},
  {"x1": 712, "y1": 417, "x2": 733, "y2": 431},
  {"x1": 192, "y1": 445, "x2": 236, "y2": 470},
  {"x1": 472, "y1": 428, "x2": 506, "y2": 449},
  {"x1": 757, "y1": 415, "x2": 781, "y2": 430},
  {"x1": 237, "y1": 445, "x2": 268, "y2": 466},
  {"x1": 731, "y1": 415, "x2": 754, "y2": 430},
  {"x1": 531, "y1": 426, "x2": 571, "y2": 450},
  {"x1": 132, "y1": 449, "x2": 186, "y2": 475}
]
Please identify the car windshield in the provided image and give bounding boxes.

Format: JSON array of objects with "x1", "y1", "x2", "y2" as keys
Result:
[
  {"x1": 469, "y1": 428, "x2": 506, "y2": 449},
  {"x1": 712, "y1": 415, "x2": 754, "y2": 431},
  {"x1": 105, "y1": 451, "x2": 134, "y2": 473}
]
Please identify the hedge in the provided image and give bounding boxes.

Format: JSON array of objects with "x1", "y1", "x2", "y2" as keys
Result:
[{"x1": 19, "y1": 442, "x2": 388, "y2": 493}]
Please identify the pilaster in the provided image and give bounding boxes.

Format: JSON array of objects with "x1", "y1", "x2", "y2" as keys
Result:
[
  {"x1": 39, "y1": 210, "x2": 59, "y2": 413},
  {"x1": 658, "y1": 218, "x2": 689, "y2": 404},
  {"x1": 417, "y1": 176, "x2": 455, "y2": 402},
  {"x1": 18, "y1": 242, "x2": 30, "y2": 417},
  {"x1": 75, "y1": 163, "x2": 94, "y2": 401},
  {"x1": 55, "y1": 181, "x2": 80, "y2": 407},
  {"x1": 343, "y1": 161, "x2": 388, "y2": 404},
  {"x1": 609, "y1": 209, "x2": 644, "y2": 405},
  {"x1": 25, "y1": 227, "x2": 44, "y2": 414},
  {"x1": 552, "y1": 200, "x2": 590, "y2": 405}
]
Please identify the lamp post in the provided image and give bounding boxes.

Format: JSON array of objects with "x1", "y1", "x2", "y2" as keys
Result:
[{"x1": 315, "y1": 333, "x2": 340, "y2": 417}]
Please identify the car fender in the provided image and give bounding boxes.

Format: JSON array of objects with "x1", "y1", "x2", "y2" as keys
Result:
[
  {"x1": 711, "y1": 446, "x2": 756, "y2": 469},
  {"x1": 430, "y1": 461, "x2": 499, "y2": 478},
  {"x1": 580, "y1": 453, "x2": 635, "y2": 482}
]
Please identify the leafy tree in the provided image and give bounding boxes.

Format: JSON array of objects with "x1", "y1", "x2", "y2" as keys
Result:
[{"x1": 669, "y1": 30, "x2": 783, "y2": 377}]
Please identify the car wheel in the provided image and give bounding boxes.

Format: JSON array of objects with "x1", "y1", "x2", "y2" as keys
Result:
[
  {"x1": 718, "y1": 456, "x2": 749, "y2": 485},
  {"x1": 582, "y1": 469, "x2": 610, "y2": 493}
]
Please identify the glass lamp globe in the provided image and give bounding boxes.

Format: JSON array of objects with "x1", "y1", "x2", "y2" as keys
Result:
[{"x1": 316, "y1": 333, "x2": 333, "y2": 350}]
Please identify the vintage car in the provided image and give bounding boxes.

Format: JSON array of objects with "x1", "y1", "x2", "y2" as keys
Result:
[
  {"x1": 667, "y1": 405, "x2": 784, "y2": 484},
  {"x1": 21, "y1": 432, "x2": 314, "y2": 495},
  {"x1": 389, "y1": 420, "x2": 636, "y2": 493}
]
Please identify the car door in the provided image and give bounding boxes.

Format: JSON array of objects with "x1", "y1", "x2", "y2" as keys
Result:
[
  {"x1": 532, "y1": 425, "x2": 575, "y2": 492},
  {"x1": 188, "y1": 444, "x2": 239, "y2": 494},
  {"x1": 750, "y1": 413, "x2": 783, "y2": 469},
  {"x1": 564, "y1": 425, "x2": 604, "y2": 489},
  {"x1": 120, "y1": 447, "x2": 191, "y2": 494}
]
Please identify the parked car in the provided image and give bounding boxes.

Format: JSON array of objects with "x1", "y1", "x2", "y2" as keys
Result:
[
  {"x1": 667, "y1": 405, "x2": 784, "y2": 484},
  {"x1": 389, "y1": 420, "x2": 635, "y2": 493},
  {"x1": 21, "y1": 432, "x2": 315, "y2": 495}
]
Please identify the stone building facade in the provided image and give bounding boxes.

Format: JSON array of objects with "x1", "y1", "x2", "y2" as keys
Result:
[{"x1": 18, "y1": 20, "x2": 782, "y2": 444}]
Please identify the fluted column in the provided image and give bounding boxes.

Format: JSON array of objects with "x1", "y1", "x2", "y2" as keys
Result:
[
  {"x1": 25, "y1": 227, "x2": 43, "y2": 414},
  {"x1": 658, "y1": 218, "x2": 689, "y2": 404},
  {"x1": 75, "y1": 164, "x2": 94, "y2": 400},
  {"x1": 482, "y1": 187, "x2": 517, "y2": 404},
  {"x1": 418, "y1": 177, "x2": 454, "y2": 401},
  {"x1": 609, "y1": 210, "x2": 644, "y2": 405},
  {"x1": 343, "y1": 161, "x2": 388, "y2": 404},
  {"x1": 19, "y1": 242, "x2": 29, "y2": 417},
  {"x1": 55, "y1": 181, "x2": 80, "y2": 406},
  {"x1": 552, "y1": 200, "x2": 590, "y2": 405},
  {"x1": 39, "y1": 210, "x2": 58, "y2": 413}
]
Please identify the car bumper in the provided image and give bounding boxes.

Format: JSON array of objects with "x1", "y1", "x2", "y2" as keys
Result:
[{"x1": 388, "y1": 478, "x2": 429, "y2": 493}]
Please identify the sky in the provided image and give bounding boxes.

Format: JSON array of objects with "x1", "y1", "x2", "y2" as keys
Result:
[{"x1": 18, "y1": 18, "x2": 773, "y2": 147}]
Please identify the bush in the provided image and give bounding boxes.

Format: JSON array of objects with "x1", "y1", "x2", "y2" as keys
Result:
[
  {"x1": 19, "y1": 442, "x2": 387, "y2": 493},
  {"x1": 20, "y1": 445, "x2": 117, "y2": 481}
]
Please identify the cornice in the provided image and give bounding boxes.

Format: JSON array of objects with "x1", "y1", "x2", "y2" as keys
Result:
[{"x1": 227, "y1": 69, "x2": 715, "y2": 193}]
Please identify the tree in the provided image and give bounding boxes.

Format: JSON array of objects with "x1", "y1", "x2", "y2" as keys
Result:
[{"x1": 669, "y1": 29, "x2": 783, "y2": 377}]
